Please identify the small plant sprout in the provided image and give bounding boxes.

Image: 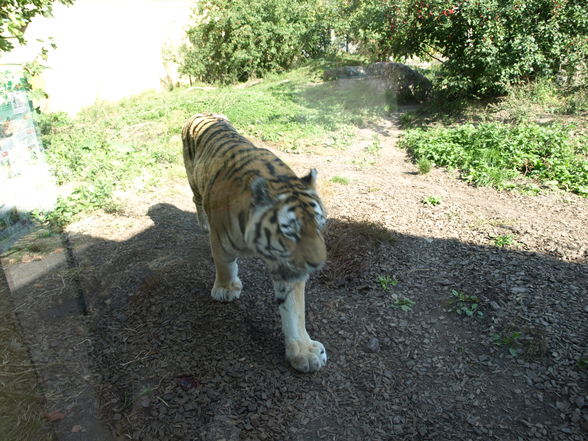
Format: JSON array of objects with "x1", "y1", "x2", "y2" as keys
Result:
[
  {"x1": 330, "y1": 176, "x2": 350, "y2": 185},
  {"x1": 364, "y1": 135, "x2": 382, "y2": 154},
  {"x1": 352, "y1": 155, "x2": 376, "y2": 169},
  {"x1": 492, "y1": 234, "x2": 515, "y2": 247},
  {"x1": 446, "y1": 289, "x2": 484, "y2": 318},
  {"x1": 422, "y1": 196, "x2": 442, "y2": 206},
  {"x1": 417, "y1": 157, "x2": 432, "y2": 174},
  {"x1": 138, "y1": 386, "x2": 154, "y2": 397},
  {"x1": 492, "y1": 331, "x2": 523, "y2": 357},
  {"x1": 392, "y1": 296, "x2": 415, "y2": 312},
  {"x1": 324, "y1": 128, "x2": 354, "y2": 149},
  {"x1": 377, "y1": 275, "x2": 398, "y2": 290}
]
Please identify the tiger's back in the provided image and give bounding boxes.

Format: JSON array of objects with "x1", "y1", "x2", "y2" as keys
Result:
[
  {"x1": 182, "y1": 113, "x2": 326, "y2": 269},
  {"x1": 182, "y1": 113, "x2": 285, "y2": 212}
]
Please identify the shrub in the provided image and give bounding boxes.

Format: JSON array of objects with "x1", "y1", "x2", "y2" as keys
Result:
[
  {"x1": 0, "y1": 0, "x2": 73, "y2": 53},
  {"x1": 417, "y1": 157, "x2": 432, "y2": 174},
  {"x1": 179, "y1": 0, "x2": 332, "y2": 84},
  {"x1": 401, "y1": 123, "x2": 588, "y2": 195},
  {"x1": 340, "y1": 0, "x2": 588, "y2": 98},
  {"x1": 399, "y1": 0, "x2": 588, "y2": 97}
]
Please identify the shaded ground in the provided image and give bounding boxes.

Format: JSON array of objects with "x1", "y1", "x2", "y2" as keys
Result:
[{"x1": 2, "y1": 113, "x2": 587, "y2": 440}]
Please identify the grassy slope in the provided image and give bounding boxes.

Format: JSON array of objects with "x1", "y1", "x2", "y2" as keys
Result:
[
  {"x1": 36, "y1": 62, "x2": 391, "y2": 227},
  {"x1": 34, "y1": 67, "x2": 588, "y2": 228},
  {"x1": 399, "y1": 78, "x2": 588, "y2": 196}
]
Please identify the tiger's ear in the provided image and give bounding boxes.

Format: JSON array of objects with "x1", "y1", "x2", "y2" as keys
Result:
[
  {"x1": 251, "y1": 176, "x2": 272, "y2": 207},
  {"x1": 301, "y1": 168, "x2": 317, "y2": 188}
]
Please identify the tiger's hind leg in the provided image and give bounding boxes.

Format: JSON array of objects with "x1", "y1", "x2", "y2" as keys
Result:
[
  {"x1": 209, "y1": 235, "x2": 242, "y2": 302},
  {"x1": 192, "y1": 196, "x2": 210, "y2": 233}
]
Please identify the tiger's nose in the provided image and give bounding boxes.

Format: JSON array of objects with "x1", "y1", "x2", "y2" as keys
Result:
[{"x1": 306, "y1": 260, "x2": 325, "y2": 271}]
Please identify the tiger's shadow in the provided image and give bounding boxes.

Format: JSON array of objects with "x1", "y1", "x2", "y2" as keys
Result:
[
  {"x1": 78, "y1": 202, "x2": 586, "y2": 439},
  {"x1": 7, "y1": 200, "x2": 586, "y2": 440}
]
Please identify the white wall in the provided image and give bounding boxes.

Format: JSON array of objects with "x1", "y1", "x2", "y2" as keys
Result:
[{"x1": 3, "y1": 0, "x2": 193, "y2": 115}]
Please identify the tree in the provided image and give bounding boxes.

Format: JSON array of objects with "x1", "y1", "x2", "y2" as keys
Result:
[
  {"x1": 349, "y1": 0, "x2": 588, "y2": 97},
  {"x1": 326, "y1": 0, "x2": 587, "y2": 97},
  {"x1": 179, "y1": 0, "x2": 332, "y2": 84},
  {"x1": 329, "y1": 0, "x2": 398, "y2": 60},
  {"x1": 1, "y1": 0, "x2": 74, "y2": 53}
]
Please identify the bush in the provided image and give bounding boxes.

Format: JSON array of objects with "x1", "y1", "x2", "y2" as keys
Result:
[
  {"x1": 388, "y1": 0, "x2": 588, "y2": 98},
  {"x1": 336, "y1": 0, "x2": 588, "y2": 98},
  {"x1": 179, "y1": 0, "x2": 332, "y2": 84},
  {"x1": 401, "y1": 123, "x2": 588, "y2": 195}
]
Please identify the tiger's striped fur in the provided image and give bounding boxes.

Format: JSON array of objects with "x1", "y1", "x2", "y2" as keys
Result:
[{"x1": 182, "y1": 113, "x2": 328, "y2": 372}]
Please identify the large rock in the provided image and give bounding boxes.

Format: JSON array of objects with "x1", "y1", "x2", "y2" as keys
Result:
[
  {"x1": 323, "y1": 62, "x2": 432, "y2": 104},
  {"x1": 323, "y1": 66, "x2": 367, "y2": 81}
]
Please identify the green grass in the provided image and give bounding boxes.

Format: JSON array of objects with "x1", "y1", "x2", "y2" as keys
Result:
[
  {"x1": 377, "y1": 275, "x2": 398, "y2": 290},
  {"x1": 323, "y1": 127, "x2": 355, "y2": 149},
  {"x1": 397, "y1": 76, "x2": 587, "y2": 196},
  {"x1": 400, "y1": 76, "x2": 588, "y2": 126},
  {"x1": 330, "y1": 176, "x2": 350, "y2": 185},
  {"x1": 446, "y1": 289, "x2": 484, "y2": 318},
  {"x1": 401, "y1": 123, "x2": 588, "y2": 196},
  {"x1": 491, "y1": 79, "x2": 588, "y2": 121},
  {"x1": 36, "y1": 60, "x2": 390, "y2": 229},
  {"x1": 33, "y1": 60, "x2": 587, "y2": 230},
  {"x1": 422, "y1": 196, "x2": 442, "y2": 206},
  {"x1": 392, "y1": 296, "x2": 415, "y2": 312}
]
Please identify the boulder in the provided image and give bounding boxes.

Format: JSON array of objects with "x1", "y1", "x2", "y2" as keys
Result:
[
  {"x1": 323, "y1": 62, "x2": 432, "y2": 104},
  {"x1": 323, "y1": 66, "x2": 367, "y2": 81}
]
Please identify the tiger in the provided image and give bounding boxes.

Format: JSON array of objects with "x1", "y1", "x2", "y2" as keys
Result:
[{"x1": 182, "y1": 113, "x2": 328, "y2": 373}]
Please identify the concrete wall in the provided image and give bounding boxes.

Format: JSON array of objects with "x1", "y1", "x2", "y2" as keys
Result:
[{"x1": 3, "y1": 0, "x2": 193, "y2": 115}]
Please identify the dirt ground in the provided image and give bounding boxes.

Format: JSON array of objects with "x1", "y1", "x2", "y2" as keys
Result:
[{"x1": 3, "y1": 111, "x2": 588, "y2": 440}]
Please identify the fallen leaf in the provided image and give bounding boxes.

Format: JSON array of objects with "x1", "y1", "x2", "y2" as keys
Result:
[
  {"x1": 176, "y1": 376, "x2": 200, "y2": 391},
  {"x1": 43, "y1": 410, "x2": 65, "y2": 422}
]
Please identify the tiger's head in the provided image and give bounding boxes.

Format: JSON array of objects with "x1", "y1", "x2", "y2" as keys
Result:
[{"x1": 245, "y1": 169, "x2": 327, "y2": 283}]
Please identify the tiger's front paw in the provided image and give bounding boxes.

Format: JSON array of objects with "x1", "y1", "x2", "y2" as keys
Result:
[
  {"x1": 285, "y1": 339, "x2": 327, "y2": 373},
  {"x1": 211, "y1": 279, "x2": 242, "y2": 302}
]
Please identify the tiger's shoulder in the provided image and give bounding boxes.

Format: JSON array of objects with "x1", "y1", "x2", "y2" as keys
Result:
[{"x1": 182, "y1": 113, "x2": 327, "y2": 272}]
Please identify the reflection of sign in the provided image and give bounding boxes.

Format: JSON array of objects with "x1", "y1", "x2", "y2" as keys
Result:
[{"x1": 0, "y1": 69, "x2": 56, "y2": 217}]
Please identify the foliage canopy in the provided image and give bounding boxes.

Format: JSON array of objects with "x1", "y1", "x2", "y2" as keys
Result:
[
  {"x1": 178, "y1": 0, "x2": 332, "y2": 84},
  {"x1": 341, "y1": 0, "x2": 588, "y2": 97},
  {"x1": 0, "y1": 0, "x2": 74, "y2": 53},
  {"x1": 180, "y1": 0, "x2": 588, "y2": 97}
]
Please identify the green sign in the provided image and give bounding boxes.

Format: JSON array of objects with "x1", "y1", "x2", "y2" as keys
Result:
[{"x1": 0, "y1": 69, "x2": 56, "y2": 217}]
